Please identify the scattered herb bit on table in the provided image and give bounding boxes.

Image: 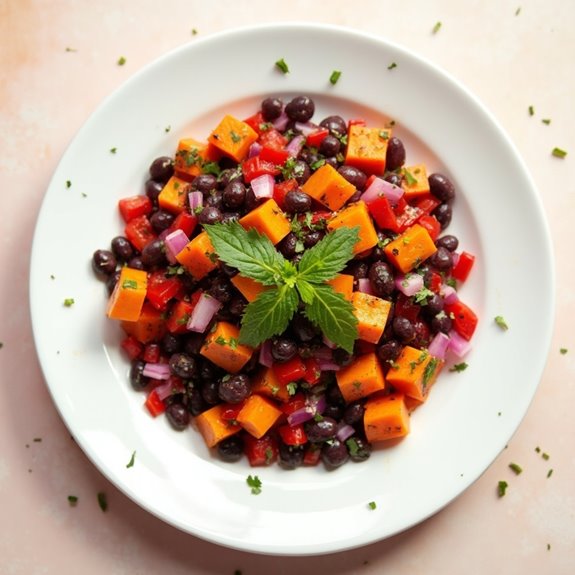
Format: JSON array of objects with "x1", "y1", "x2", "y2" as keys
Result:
[
  {"x1": 68, "y1": 495, "x2": 78, "y2": 506},
  {"x1": 509, "y1": 462, "x2": 523, "y2": 475},
  {"x1": 117, "y1": 56, "x2": 126, "y2": 66},
  {"x1": 97, "y1": 491, "x2": 108, "y2": 511},
  {"x1": 63, "y1": 298, "x2": 75, "y2": 307},
  {"x1": 432, "y1": 21, "x2": 442, "y2": 34},
  {"x1": 497, "y1": 480, "x2": 508, "y2": 497},
  {"x1": 552, "y1": 147, "x2": 567, "y2": 159}
]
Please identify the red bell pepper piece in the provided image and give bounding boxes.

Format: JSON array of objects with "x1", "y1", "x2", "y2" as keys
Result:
[
  {"x1": 146, "y1": 270, "x2": 185, "y2": 311},
  {"x1": 259, "y1": 146, "x2": 290, "y2": 166},
  {"x1": 273, "y1": 356, "x2": 307, "y2": 385},
  {"x1": 302, "y1": 357, "x2": 321, "y2": 385},
  {"x1": 348, "y1": 118, "x2": 366, "y2": 128},
  {"x1": 368, "y1": 195, "x2": 400, "y2": 232},
  {"x1": 396, "y1": 204, "x2": 425, "y2": 232},
  {"x1": 259, "y1": 128, "x2": 288, "y2": 150},
  {"x1": 243, "y1": 433, "x2": 278, "y2": 466},
  {"x1": 278, "y1": 423, "x2": 308, "y2": 446},
  {"x1": 445, "y1": 300, "x2": 478, "y2": 341},
  {"x1": 395, "y1": 292, "x2": 421, "y2": 323},
  {"x1": 305, "y1": 128, "x2": 329, "y2": 148},
  {"x1": 118, "y1": 195, "x2": 153, "y2": 222},
  {"x1": 143, "y1": 343, "x2": 161, "y2": 364},
  {"x1": 303, "y1": 444, "x2": 322, "y2": 465},
  {"x1": 309, "y1": 211, "x2": 332, "y2": 226},
  {"x1": 144, "y1": 388, "x2": 166, "y2": 417},
  {"x1": 242, "y1": 156, "x2": 281, "y2": 183},
  {"x1": 418, "y1": 214, "x2": 441, "y2": 241},
  {"x1": 220, "y1": 402, "x2": 245, "y2": 424},
  {"x1": 120, "y1": 335, "x2": 143, "y2": 360},
  {"x1": 167, "y1": 211, "x2": 197, "y2": 238},
  {"x1": 280, "y1": 393, "x2": 307, "y2": 417},
  {"x1": 243, "y1": 111, "x2": 267, "y2": 135},
  {"x1": 451, "y1": 251, "x2": 475, "y2": 282},
  {"x1": 427, "y1": 271, "x2": 443, "y2": 293},
  {"x1": 413, "y1": 195, "x2": 441, "y2": 215},
  {"x1": 273, "y1": 178, "x2": 298, "y2": 209},
  {"x1": 125, "y1": 214, "x2": 157, "y2": 252}
]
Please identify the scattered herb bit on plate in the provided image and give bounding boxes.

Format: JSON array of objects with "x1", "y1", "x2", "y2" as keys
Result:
[
  {"x1": 110, "y1": 147, "x2": 117, "y2": 154},
  {"x1": 547, "y1": 468, "x2": 553, "y2": 478},
  {"x1": 275, "y1": 58, "x2": 289, "y2": 74},
  {"x1": 329, "y1": 70, "x2": 342, "y2": 85},
  {"x1": 494, "y1": 315, "x2": 509, "y2": 330},
  {"x1": 552, "y1": 147, "x2": 567, "y2": 159},
  {"x1": 497, "y1": 480, "x2": 508, "y2": 497},
  {"x1": 191, "y1": 28, "x2": 198, "y2": 36},
  {"x1": 541, "y1": 118, "x2": 551, "y2": 125},
  {"x1": 117, "y1": 56, "x2": 126, "y2": 66},
  {"x1": 368, "y1": 501, "x2": 377, "y2": 510},
  {"x1": 560, "y1": 347, "x2": 568, "y2": 354},
  {"x1": 66, "y1": 180, "x2": 72, "y2": 189},
  {"x1": 387, "y1": 62, "x2": 397, "y2": 70},
  {"x1": 432, "y1": 21, "x2": 442, "y2": 34},
  {"x1": 246, "y1": 474, "x2": 262, "y2": 495},
  {"x1": 515, "y1": 6, "x2": 521, "y2": 16},
  {"x1": 63, "y1": 298, "x2": 75, "y2": 307},
  {"x1": 528, "y1": 105, "x2": 535, "y2": 116},
  {"x1": 126, "y1": 450, "x2": 136, "y2": 468},
  {"x1": 449, "y1": 362, "x2": 468, "y2": 373}
]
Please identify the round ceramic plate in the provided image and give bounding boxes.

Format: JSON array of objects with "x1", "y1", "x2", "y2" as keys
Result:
[{"x1": 30, "y1": 23, "x2": 554, "y2": 555}]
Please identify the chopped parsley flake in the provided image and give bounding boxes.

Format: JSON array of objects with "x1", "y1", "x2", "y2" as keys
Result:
[
  {"x1": 97, "y1": 491, "x2": 108, "y2": 511},
  {"x1": 66, "y1": 180, "x2": 72, "y2": 189},
  {"x1": 275, "y1": 58, "x2": 289, "y2": 74},
  {"x1": 414, "y1": 287, "x2": 434, "y2": 304},
  {"x1": 387, "y1": 62, "x2": 397, "y2": 70},
  {"x1": 122, "y1": 279, "x2": 138, "y2": 289},
  {"x1": 560, "y1": 347, "x2": 568, "y2": 354},
  {"x1": 68, "y1": 495, "x2": 78, "y2": 506},
  {"x1": 432, "y1": 21, "x2": 442, "y2": 34},
  {"x1": 164, "y1": 125, "x2": 171, "y2": 133},
  {"x1": 494, "y1": 315, "x2": 509, "y2": 330},
  {"x1": 542, "y1": 452, "x2": 550, "y2": 461},
  {"x1": 191, "y1": 28, "x2": 198, "y2": 35},
  {"x1": 552, "y1": 147, "x2": 567, "y2": 159},
  {"x1": 515, "y1": 6, "x2": 521, "y2": 15},
  {"x1": 63, "y1": 298, "x2": 75, "y2": 307},
  {"x1": 547, "y1": 468, "x2": 553, "y2": 478},
  {"x1": 368, "y1": 501, "x2": 377, "y2": 510},
  {"x1": 126, "y1": 451, "x2": 136, "y2": 468},
  {"x1": 403, "y1": 169, "x2": 418, "y2": 186},
  {"x1": 330, "y1": 70, "x2": 342, "y2": 85},
  {"x1": 230, "y1": 130, "x2": 242, "y2": 143},
  {"x1": 110, "y1": 147, "x2": 117, "y2": 154},
  {"x1": 509, "y1": 462, "x2": 523, "y2": 475},
  {"x1": 449, "y1": 362, "x2": 468, "y2": 373},
  {"x1": 65, "y1": 47, "x2": 77, "y2": 52},
  {"x1": 497, "y1": 480, "x2": 508, "y2": 497},
  {"x1": 528, "y1": 105, "x2": 535, "y2": 116},
  {"x1": 541, "y1": 118, "x2": 551, "y2": 125},
  {"x1": 286, "y1": 382, "x2": 298, "y2": 396},
  {"x1": 117, "y1": 56, "x2": 126, "y2": 66},
  {"x1": 246, "y1": 474, "x2": 262, "y2": 495}
]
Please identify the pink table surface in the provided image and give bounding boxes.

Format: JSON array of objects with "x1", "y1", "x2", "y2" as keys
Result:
[{"x1": 1, "y1": 1, "x2": 573, "y2": 573}]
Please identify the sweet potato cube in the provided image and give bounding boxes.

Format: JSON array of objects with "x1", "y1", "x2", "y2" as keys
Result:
[
  {"x1": 251, "y1": 366, "x2": 292, "y2": 403},
  {"x1": 194, "y1": 403, "x2": 241, "y2": 448},
  {"x1": 200, "y1": 321, "x2": 254, "y2": 373},
  {"x1": 352, "y1": 291, "x2": 392, "y2": 343},
  {"x1": 300, "y1": 164, "x2": 357, "y2": 211},
  {"x1": 173, "y1": 138, "x2": 219, "y2": 179},
  {"x1": 208, "y1": 115, "x2": 258, "y2": 162},
  {"x1": 239, "y1": 198, "x2": 291, "y2": 245},
  {"x1": 158, "y1": 175, "x2": 191, "y2": 214},
  {"x1": 327, "y1": 201, "x2": 379, "y2": 254},
  {"x1": 336, "y1": 352, "x2": 385, "y2": 403},
  {"x1": 364, "y1": 393, "x2": 410, "y2": 442},
  {"x1": 386, "y1": 346, "x2": 444, "y2": 402},
  {"x1": 107, "y1": 266, "x2": 147, "y2": 322},
  {"x1": 236, "y1": 394, "x2": 283, "y2": 439},
  {"x1": 327, "y1": 273, "x2": 354, "y2": 301},
  {"x1": 175, "y1": 231, "x2": 218, "y2": 280},
  {"x1": 383, "y1": 223, "x2": 437, "y2": 273},
  {"x1": 121, "y1": 302, "x2": 167, "y2": 343},
  {"x1": 401, "y1": 164, "x2": 430, "y2": 200},
  {"x1": 230, "y1": 274, "x2": 270, "y2": 303},
  {"x1": 345, "y1": 126, "x2": 391, "y2": 175}
]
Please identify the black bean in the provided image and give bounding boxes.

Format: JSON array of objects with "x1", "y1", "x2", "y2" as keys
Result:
[
  {"x1": 376, "y1": 340, "x2": 401, "y2": 363},
  {"x1": 429, "y1": 246, "x2": 453, "y2": 271},
  {"x1": 198, "y1": 206, "x2": 223, "y2": 225},
  {"x1": 325, "y1": 382, "x2": 345, "y2": 406},
  {"x1": 278, "y1": 232, "x2": 299, "y2": 258},
  {"x1": 218, "y1": 374, "x2": 251, "y2": 404},
  {"x1": 229, "y1": 296, "x2": 246, "y2": 317},
  {"x1": 321, "y1": 439, "x2": 349, "y2": 469},
  {"x1": 332, "y1": 348, "x2": 353, "y2": 367},
  {"x1": 347, "y1": 436, "x2": 371, "y2": 462},
  {"x1": 337, "y1": 165, "x2": 367, "y2": 190},
  {"x1": 169, "y1": 353, "x2": 197, "y2": 379},
  {"x1": 208, "y1": 276, "x2": 232, "y2": 303},
  {"x1": 393, "y1": 316, "x2": 416, "y2": 343},
  {"x1": 384, "y1": 172, "x2": 402, "y2": 187},
  {"x1": 217, "y1": 435, "x2": 244, "y2": 462},
  {"x1": 201, "y1": 379, "x2": 220, "y2": 405},
  {"x1": 292, "y1": 314, "x2": 319, "y2": 342},
  {"x1": 165, "y1": 402, "x2": 190, "y2": 431},
  {"x1": 433, "y1": 203, "x2": 452, "y2": 229},
  {"x1": 343, "y1": 403, "x2": 365, "y2": 426},
  {"x1": 436, "y1": 234, "x2": 459, "y2": 252},
  {"x1": 431, "y1": 313, "x2": 452, "y2": 334},
  {"x1": 284, "y1": 190, "x2": 312, "y2": 213},
  {"x1": 145, "y1": 178, "x2": 163, "y2": 203},
  {"x1": 149, "y1": 210, "x2": 175, "y2": 233},
  {"x1": 110, "y1": 236, "x2": 134, "y2": 262},
  {"x1": 425, "y1": 293, "x2": 445, "y2": 316},
  {"x1": 141, "y1": 239, "x2": 166, "y2": 267},
  {"x1": 127, "y1": 256, "x2": 145, "y2": 270},
  {"x1": 92, "y1": 249, "x2": 116, "y2": 276},
  {"x1": 261, "y1": 97, "x2": 283, "y2": 121},
  {"x1": 278, "y1": 443, "x2": 305, "y2": 470},
  {"x1": 319, "y1": 115, "x2": 347, "y2": 137},
  {"x1": 319, "y1": 135, "x2": 341, "y2": 156},
  {"x1": 292, "y1": 160, "x2": 311, "y2": 185},
  {"x1": 285, "y1": 96, "x2": 315, "y2": 123},
  {"x1": 149, "y1": 156, "x2": 174, "y2": 183},
  {"x1": 217, "y1": 168, "x2": 242, "y2": 190},
  {"x1": 106, "y1": 270, "x2": 120, "y2": 295},
  {"x1": 129, "y1": 360, "x2": 149, "y2": 390},
  {"x1": 223, "y1": 180, "x2": 246, "y2": 209},
  {"x1": 192, "y1": 173, "x2": 218, "y2": 194},
  {"x1": 161, "y1": 333, "x2": 182, "y2": 355},
  {"x1": 305, "y1": 417, "x2": 338, "y2": 442},
  {"x1": 369, "y1": 261, "x2": 395, "y2": 296},
  {"x1": 271, "y1": 338, "x2": 298, "y2": 362},
  {"x1": 385, "y1": 137, "x2": 406, "y2": 171},
  {"x1": 429, "y1": 173, "x2": 456, "y2": 202},
  {"x1": 303, "y1": 230, "x2": 323, "y2": 248},
  {"x1": 187, "y1": 386, "x2": 207, "y2": 416}
]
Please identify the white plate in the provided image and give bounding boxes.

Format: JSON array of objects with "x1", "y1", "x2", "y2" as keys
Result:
[{"x1": 30, "y1": 23, "x2": 554, "y2": 555}]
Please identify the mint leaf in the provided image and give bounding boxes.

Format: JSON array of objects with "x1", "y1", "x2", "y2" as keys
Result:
[
  {"x1": 297, "y1": 227, "x2": 359, "y2": 283},
  {"x1": 303, "y1": 284, "x2": 358, "y2": 353},
  {"x1": 204, "y1": 222, "x2": 284, "y2": 285},
  {"x1": 296, "y1": 279, "x2": 316, "y2": 305},
  {"x1": 239, "y1": 285, "x2": 299, "y2": 347}
]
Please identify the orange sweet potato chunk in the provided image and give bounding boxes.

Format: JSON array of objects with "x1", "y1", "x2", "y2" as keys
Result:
[
  {"x1": 300, "y1": 164, "x2": 357, "y2": 211},
  {"x1": 239, "y1": 199, "x2": 291, "y2": 245},
  {"x1": 121, "y1": 302, "x2": 166, "y2": 344},
  {"x1": 230, "y1": 274, "x2": 271, "y2": 303},
  {"x1": 383, "y1": 223, "x2": 437, "y2": 273},
  {"x1": 200, "y1": 321, "x2": 254, "y2": 373},
  {"x1": 327, "y1": 273, "x2": 354, "y2": 301},
  {"x1": 158, "y1": 175, "x2": 190, "y2": 214},
  {"x1": 364, "y1": 393, "x2": 410, "y2": 442},
  {"x1": 351, "y1": 291, "x2": 392, "y2": 344},
  {"x1": 401, "y1": 164, "x2": 430, "y2": 200},
  {"x1": 194, "y1": 404, "x2": 241, "y2": 448},
  {"x1": 335, "y1": 352, "x2": 385, "y2": 403},
  {"x1": 327, "y1": 201, "x2": 379, "y2": 254},
  {"x1": 107, "y1": 266, "x2": 147, "y2": 322},
  {"x1": 345, "y1": 126, "x2": 391, "y2": 175},
  {"x1": 236, "y1": 394, "x2": 283, "y2": 439},
  {"x1": 208, "y1": 115, "x2": 258, "y2": 162},
  {"x1": 175, "y1": 231, "x2": 218, "y2": 280}
]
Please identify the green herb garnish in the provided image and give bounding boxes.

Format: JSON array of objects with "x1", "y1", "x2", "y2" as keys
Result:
[
  {"x1": 275, "y1": 58, "x2": 289, "y2": 74},
  {"x1": 497, "y1": 480, "x2": 508, "y2": 497},
  {"x1": 110, "y1": 147, "x2": 117, "y2": 154},
  {"x1": 117, "y1": 56, "x2": 126, "y2": 66},
  {"x1": 387, "y1": 62, "x2": 397, "y2": 70},
  {"x1": 368, "y1": 501, "x2": 377, "y2": 510},
  {"x1": 126, "y1": 451, "x2": 136, "y2": 468},
  {"x1": 403, "y1": 169, "x2": 418, "y2": 186},
  {"x1": 552, "y1": 147, "x2": 567, "y2": 159},
  {"x1": 414, "y1": 287, "x2": 434, "y2": 304},
  {"x1": 449, "y1": 362, "x2": 468, "y2": 373},
  {"x1": 204, "y1": 222, "x2": 359, "y2": 352},
  {"x1": 68, "y1": 495, "x2": 78, "y2": 506},
  {"x1": 246, "y1": 474, "x2": 262, "y2": 495},
  {"x1": 494, "y1": 315, "x2": 509, "y2": 330},
  {"x1": 528, "y1": 105, "x2": 535, "y2": 116},
  {"x1": 66, "y1": 180, "x2": 72, "y2": 189},
  {"x1": 432, "y1": 21, "x2": 442, "y2": 34},
  {"x1": 509, "y1": 462, "x2": 523, "y2": 475},
  {"x1": 560, "y1": 348, "x2": 568, "y2": 354},
  {"x1": 541, "y1": 118, "x2": 551, "y2": 125},
  {"x1": 547, "y1": 468, "x2": 553, "y2": 478},
  {"x1": 63, "y1": 298, "x2": 75, "y2": 307},
  {"x1": 329, "y1": 70, "x2": 342, "y2": 85},
  {"x1": 97, "y1": 491, "x2": 108, "y2": 511}
]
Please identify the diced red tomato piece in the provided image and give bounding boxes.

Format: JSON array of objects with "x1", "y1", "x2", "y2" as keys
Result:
[
  {"x1": 243, "y1": 433, "x2": 278, "y2": 466},
  {"x1": 167, "y1": 211, "x2": 197, "y2": 238},
  {"x1": 395, "y1": 292, "x2": 421, "y2": 323},
  {"x1": 302, "y1": 357, "x2": 321, "y2": 385},
  {"x1": 305, "y1": 128, "x2": 329, "y2": 148},
  {"x1": 146, "y1": 270, "x2": 185, "y2": 311},
  {"x1": 120, "y1": 335, "x2": 143, "y2": 360},
  {"x1": 143, "y1": 343, "x2": 161, "y2": 363},
  {"x1": 418, "y1": 214, "x2": 441, "y2": 241},
  {"x1": 451, "y1": 251, "x2": 475, "y2": 282},
  {"x1": 273, "y1": 356, "x2": 307, "y2": 386},
  {"x1": 413, "y1": 195, "x2": 441, "y2": 215},
  {"x1": 278, "y1": 423, "x2": 308, "y2": 446},
  {"x1": 396, "y1": 204, "x2": 424, "y2": 232},
  {"x1": 445, "y1": 300, "x2": 478, "y2": 341},
  {"x1": 259, "y1": 146, "x2": 290, "y2": 165},
  {"x1": 258, "y1": 128, "x2": 288, "y2": 150},
  {"x1": 144, "y1": 388, "x2": 166, "y2": 417},
  {"x1": 118, "y1": 195, "x2": 153, "y2": 222},
  {"x1": 242, "y1": 156, "x2": 281, "y2": 183},
  {"x1": 427, "y1": 271, "x2": 443, "y2": 293},
  {"x1": 273, "y1": 178, "x2": 298, "y2": 209},
  {"x1": 303, "y1": 444, "x2": 322, "y2": 465},
  {"x1": 280, "y1": 393, "x2": 307, "y2": 417},
  {"x1": 368, "y1": 195, "x2": 400, "y2": 232},
  {"x1": 125, "y1": 215, "x2": 157, "y2": 252}
]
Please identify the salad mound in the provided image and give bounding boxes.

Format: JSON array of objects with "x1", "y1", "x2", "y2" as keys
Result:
[{"x1": 92, "y1": 95, "x2": 478, "y2": 470}]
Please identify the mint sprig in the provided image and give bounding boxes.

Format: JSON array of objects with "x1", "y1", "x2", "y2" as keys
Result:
[{"x1": 204, "y1": 222, "x2": 359, "y2": 352}]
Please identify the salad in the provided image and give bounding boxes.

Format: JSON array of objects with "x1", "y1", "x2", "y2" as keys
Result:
[{"x1": 92, "y1": 95, "x2": 478, "y2": 470}]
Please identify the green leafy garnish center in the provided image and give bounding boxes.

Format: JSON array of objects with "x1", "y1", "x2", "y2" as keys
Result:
[{"x1": 204, "y1": 221, "x2": 359, "y2": 352}]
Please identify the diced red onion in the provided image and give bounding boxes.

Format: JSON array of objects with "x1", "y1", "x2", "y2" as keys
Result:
[
  {"x1": 287, "y1": 394, "x2": 327, "y2": 426},
  {"x1": 427, "y1": 331, "x2": 450, "y2": 361},
  {"x1": 286, "y1": 134, "x2": 305, "y2": 158},
  {"x1": 313, "y1": 345, "x2": 334, "y2": 361},
  {"x1": 395, "y1": 273, "x2": 424, "y2": 297},
  {"x1": 294, "y1": 121, "x2": 320, "y2": 136},
  {"x1": 317, "y1": 359, "x2": 341, "y2": 372},
  {"x1": 250, "y1": 174, "x2": 275, "y2": 199},
  {"x1": 188, "y1": 191, "x2": 203, "y2": 211},
  {"x1": 248, "y1": 141, "x2": 262, "y2": 158},
  {"x1": 187, "y1": 293, "x2": 222, "y2": 332},
  {"x1": 154, "y1": 377, "x2": 184, "y2": 401},
  {"x1": 259, "y1": 340, "x2": 273, "y2": 368},
  {"x1": 440, "y1": 284, "x2": 459, "y2": 304},
  {"x1": 336, "y1": 423, "x2": 355, "y2": 442},
  {"x1": 272, "y1": 110, "x2": 289, "y2": 131},
  {"x1": 448, "y1": 329, "x2": 472, "y2": 357},
  {"x1": 143, "y1": 362, "x2": 171, "y2": 381},
  {"x1": 357, "y1": 278, "x2": 374, "y2": 295},
  {"x1": 164, "y1": 229, "x2": 189, "y2": 264},
  {"x1": 360, "y1": 176, "x2": 404, "y2": 206}
]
